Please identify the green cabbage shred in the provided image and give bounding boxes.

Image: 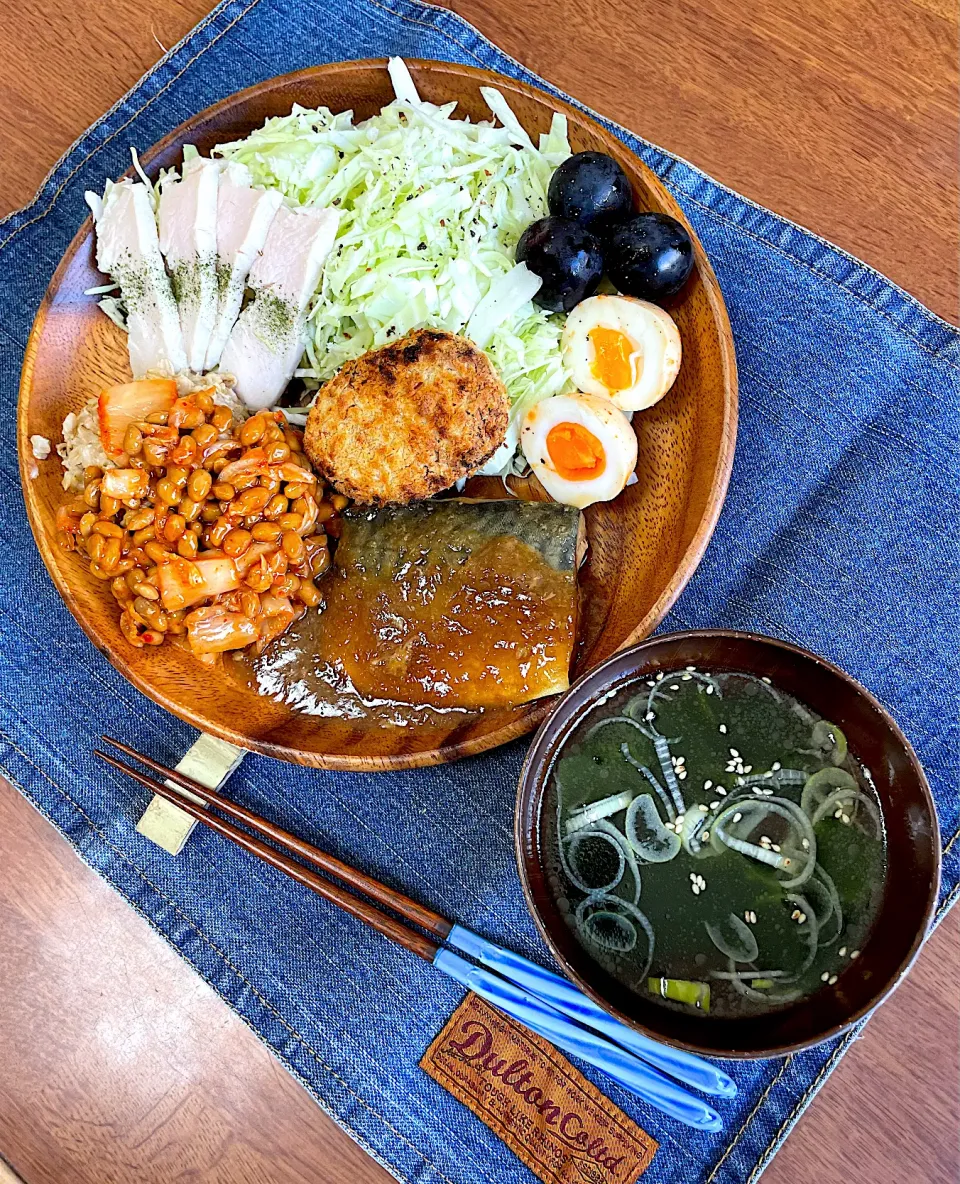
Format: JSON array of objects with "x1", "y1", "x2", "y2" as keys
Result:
[{"x1": 213, "y1": 60, "x2": 574, "y2": 474}]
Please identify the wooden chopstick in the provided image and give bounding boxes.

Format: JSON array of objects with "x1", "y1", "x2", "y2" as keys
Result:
[
  {"x1": 94, "y1": 746, "x2": 440, "y2": 962},
  {"x1": 101, "y1": 735, "x2": 452, "y2": 942}
]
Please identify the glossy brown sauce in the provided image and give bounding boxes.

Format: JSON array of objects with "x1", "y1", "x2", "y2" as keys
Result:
[{"x1": 246, "y1": 500, "x2": 581, "y2": 718}]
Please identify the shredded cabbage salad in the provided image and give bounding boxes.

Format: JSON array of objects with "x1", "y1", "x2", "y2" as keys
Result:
[{"x1": 213, "y1": 59, "x2": 574, "y2": 473}]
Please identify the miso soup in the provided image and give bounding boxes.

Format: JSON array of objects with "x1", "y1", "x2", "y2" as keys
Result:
[{"x1": 543, "y1": 668, "x2": 887, "y2": 1018}]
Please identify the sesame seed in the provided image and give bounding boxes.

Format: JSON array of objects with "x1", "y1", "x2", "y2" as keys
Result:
[
  {"x1": 772, "y1": 843, "x2": 782, "y2": 853},
  {"x1": 710, "y1": 800, "x2": 720, "y2": 810},
  {"x1": 743, "y1": 764, "x2": 753, "y2": 773},
  {"x1": 678, "y1": 770, "x2": 687, "y2": 780},
  {"x1": 763, "y1": 788, "x2": 774, "y2": 796},
  {"x1": 681, "y1": 673, "x2": 693, "y2": 680},
  {"x1": 821, "y1": 971, "x2": 830, "y2": 982},
  {"x1": 763, "y1": 770, "x2": 773, "y2": 779},
  {"x1": 798, "y1": 913, "x2": 807, "y2": 924},
  {"x1": 772, "y1": 761, "x2": 781, "y2": 771},
  {"x1": 670, "y1": 684, "x2": 680, "y2": 691},
  {"x1": 704, "y1": 779, "x2": 713, "y2": 790},
  {"x1": 656, "y1": 671, "x2": 664, "y2": 681},
  {"x1": 717, "y1": 786, "x2": 727, "y2": 796},
  {"x1": 675, "y1": 756, "x2": 685, "y2": 765},
  {"x1": 706, "y1": 685, "x2": 715, "y2": 695},
  {"x1": 733, "y1": 812, "x2": 743, "y2": 823},
  {"x1": 699, "y1": 804, "x2": 709, "y2": 812},
  {"x1": 791, "y1": 909, "x2": 802, "y2": 920},
  {"x1": 839, "y1": 947, "x2": 847, "y2": 957},
  {"x1": 685, "y1": 665, "x2": 695, "y2": 671},
  {"x1": 753, "y1": 787, "x2": 764, "y2": 795},
  {"x1": 729, "y1": 747, "x2": 739, "y2": 757},
  {"x1": 689, "y1": 873, "x2": 697, "y2": 881},
  {"x1": 802, "y1": 838, "x2": 810, "y2": 849},
  {"x1": 645, "y1": 712, "x2": 655, "y2": 721},
  {"x1": 646, "y1": 680, "x2": 655, "y2": 688},
  {"x1": 828, "y1": 975, "x2": 838, "y2": 985},
  {"x1": 692, "y1": 884, "x2": 700, "y2": 895},
  {"x1": 719, "y1": 724, "x2": 728, "y2": 734},
  {"x1": 761, "y1": 677, "x2": 772, "y2": 684},
  {"x1": 841, "y1": 813, "x2": 851, "y2": 824},
  {"x1": 749, "y1": 911, "x2": 757, "y2": 924},
  {"x1": 850, "y1": 950, "x2": 860, "y2": 960},
  {"x1": 702, "y1": 830, "x2": 710, "y2": 841}
]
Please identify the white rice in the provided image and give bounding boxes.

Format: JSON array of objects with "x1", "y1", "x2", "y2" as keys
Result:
[{"x1": 58, "y1": 369, "x2": 245, "y2": 491}]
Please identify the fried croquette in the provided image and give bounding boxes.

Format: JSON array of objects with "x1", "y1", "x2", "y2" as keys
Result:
[{"x1": 303, "y1": 329, "x2": 509, "y2": 505}]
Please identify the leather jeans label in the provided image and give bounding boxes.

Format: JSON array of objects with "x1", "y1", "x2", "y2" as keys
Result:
[{"x1": 421, "y1": 993, "x2": 658, "y2": 1184}]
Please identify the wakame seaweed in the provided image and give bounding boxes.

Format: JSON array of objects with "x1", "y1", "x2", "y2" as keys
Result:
[{"x1": 544, "y1": 669, "x2": 887, "y2": 1018}]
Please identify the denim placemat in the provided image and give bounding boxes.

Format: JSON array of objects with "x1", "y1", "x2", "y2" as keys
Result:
[{"x1": 1, "y1": 2, "x2": 957, "y2": 1181}]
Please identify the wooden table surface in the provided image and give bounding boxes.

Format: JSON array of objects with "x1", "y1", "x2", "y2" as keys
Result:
[{"x1": 1, "y1": 1, "x2": 957, "y2": 1182}]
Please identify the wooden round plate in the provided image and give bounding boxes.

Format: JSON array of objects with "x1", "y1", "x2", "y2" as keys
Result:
[{"x1": 18, "y1": 59, "x2": 737, "y2": 770}]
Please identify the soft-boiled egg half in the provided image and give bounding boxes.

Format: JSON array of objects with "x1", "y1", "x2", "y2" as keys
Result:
[
  {"x1": 561, "y1": 294, "x2": 681, "y2": 412},
  {"x1": 521, "y1": 392, "x2": 638, "y2": 509}
]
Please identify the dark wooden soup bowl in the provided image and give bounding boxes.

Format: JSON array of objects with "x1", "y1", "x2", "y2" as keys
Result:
[{"x1": 516, "y1": 630, "x2": 941, "y2": 1057}]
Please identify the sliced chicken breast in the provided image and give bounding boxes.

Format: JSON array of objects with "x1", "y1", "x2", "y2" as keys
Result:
[
  {"x1": 157, "y1": 156, "x2": 220, "y2": 373},
  {"x1": 219, "y1": 204, "x2": 339, "y2": 409},
  {"x1": 202, "y1": 161, "x2": 282, "y2": 371},
  {"x1": 85, "y1": 179, "x2": 187, "y2": 376}
]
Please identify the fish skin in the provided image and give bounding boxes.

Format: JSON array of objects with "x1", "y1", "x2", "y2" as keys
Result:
[{"x1": 341, "y1": 498, "x2": 583, "y2": 575}]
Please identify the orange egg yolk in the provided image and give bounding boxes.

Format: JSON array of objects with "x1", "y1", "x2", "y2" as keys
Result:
[
  {"x1": 546, "y1": 422, "x2": 607, "y2": 482},
  {"x1": 589, "y1": 327, "x2": 635, "y2": 392}
]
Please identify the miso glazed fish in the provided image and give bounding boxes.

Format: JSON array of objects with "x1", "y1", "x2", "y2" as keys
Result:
[{"x1": 254, "y1": 499, "x2": 584, "y2": 713}]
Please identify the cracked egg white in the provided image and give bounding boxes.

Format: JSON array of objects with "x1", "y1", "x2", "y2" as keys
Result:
[
  {"x1": 561, "y1": 294, "x2": 682, "y2": 412},
  {"x1": 520, "y1": 392, "x2": 638, "y2": 509}
]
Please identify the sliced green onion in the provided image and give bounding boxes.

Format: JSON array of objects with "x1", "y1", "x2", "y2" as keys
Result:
[
  {"x1": 625, "y1": 794, "x2": 682, "y2": 863},
  {"x1": 710, "y1": 969, "x2": 789, "y2": 981},
  {"x1": 565, "y1": 791, "x2": 634, "y2": 835},
  {"x1": 806, "y1": 864, "x2": 844, "y2": 946},
  {"x1": 722, "y1": 959, "x2": 803, "y2": 1006},
  {"x1": 561, "y1": 829, "x2": 625, "y2": 895},
  {"x1": 705, "y1": 913, "x2": 759, "y2": 963},
  {"x1": 784, "y1": 892, "x2": 820, "y2": 972},
  {"x1": 801, "y1": 767, "x2": 857, "y2": 817},
  {"x1": 580, "y1": 910, "x2": 637, "y2": 952},
  {"x1": 620, "y1": 743, "x2": 676, "y2": 821},
  {"x1": 591, "y1": 819, "x2": 642, "y2": 905},
  {"x1": 738, "y1": 769, "x2": 807, "y2": 789},
  {"x1": 653, "y1": 735, "x2": 686, "y2": 815},
  {"x1": 809, "y1": 720, "x2": 848, "y2": 765},
  {"x1": 648, "y1": 977, "x2": 710, "y2": 1012},
  {"x1": 576, "y1": 895, "x2": 654, "y2": 977},
  {"x1": 811, "y1": 787, "x2": 883, "y2": 837},
  {"x1": 714, "y1": 829, "x2": 795, "y2": 871}
]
